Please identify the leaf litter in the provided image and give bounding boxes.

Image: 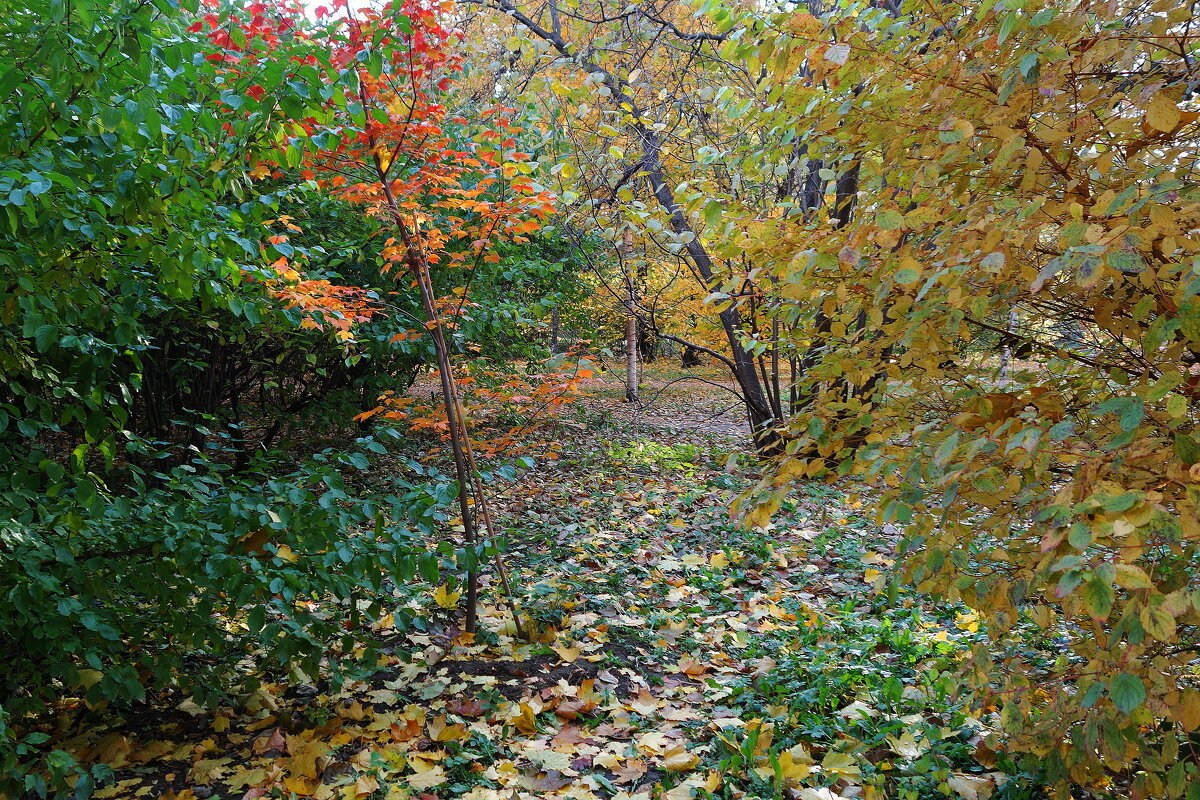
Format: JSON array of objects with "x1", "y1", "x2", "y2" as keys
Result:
[{"x1": 50, "y1": 368, "x2": 1017, "y2": 800}]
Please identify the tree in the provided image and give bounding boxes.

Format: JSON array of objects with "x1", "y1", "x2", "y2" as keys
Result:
[
  {"x1": 739, "y1": 0, "x2": 1200, "y2": 792},
  {"x1": 468, "y1": 0, "x2": 783, "y2": 445},
  {"x1": 294, "y1": 0, "x2": 559, "y2": 633}
]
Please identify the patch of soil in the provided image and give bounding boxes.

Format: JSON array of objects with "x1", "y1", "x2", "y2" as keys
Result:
[{"x1": 433, "y1": 654, "x2": 600, "y2": 700}]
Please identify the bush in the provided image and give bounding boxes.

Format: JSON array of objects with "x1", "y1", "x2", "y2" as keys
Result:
[{"x1": 0, "y1": 434, "x2": 456, "y2": 798}]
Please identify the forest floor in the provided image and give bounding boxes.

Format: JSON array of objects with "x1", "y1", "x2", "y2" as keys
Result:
[{"x1": 74, "y1": 362, "x2": 1040, "y2": 800}]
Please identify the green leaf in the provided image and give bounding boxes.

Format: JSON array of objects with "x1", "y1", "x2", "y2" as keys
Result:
[
  {"x1": 1107, "y1": 250, "x2": 1143, "y2": 273},
  {"x1": 1018, "y1": 53, "x2": 1039, "y2": 82},
  {"x1": 703, "y1": 200, "x2": 723, "y2": 228},
  {"x1": 876, "y1": 209, "x2": 905, "y2": 230},
  {"x1": 1082, "y1": 575, "x2": 1114, "y2": 620},
  {"x1": 1048, "y1": 420, "x2": 1074, "y2": 441},
  {"x1": 1098, "y1": 492, "x2": 1138, "y2": 513},
  {"x1": 1174, "y1": 433, "x2": 1200, "y2": 466},
  {"x1": 1029, "y1": 8, "x2": 1055, "y2": 25},
  {"x1": 1081, "y1": 681, "x2": 1105, "y2": 708},
  {"x1": 997, "y1": 12, "x2": 1019, "y2": 45},
  {"x1": 1109, "y1": 673, "x2": 1146, "y2": 714},
  {"x1": 1180, "y1": 301, "x2": 1200, "y2": 344},
  {"x1": 1066, "y1": 522, "x2": 1091, "y2": 550},
  {"x1": 1166, "y1": 394, "x2": 1187, "y2": 418},
  {"x1": 34, "y1": 324, "x2": 58, "y2": 352},
  {"x1": 1055, "y1": 568, "x2": 1085, "y2": 598},
  {"x1": 1119, "y1": 399, "x2": 1144, "y2": 431},
  {"x1": 418, "y1": 553, "x2": 440, "y2": 583}
]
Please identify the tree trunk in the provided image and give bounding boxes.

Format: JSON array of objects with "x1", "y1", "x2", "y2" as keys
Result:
[
  {"x1": 625, "y1": 295, "x2": 639, "y2": 402},
  {"x1": 636, "y1": 259, "x2": 656, "y2": 361},
  {"x1": 791, "y1": 160, "x2": 859, "y2": 415},
  {"x1": 622, "y1": 229, "x2": 639, "y2": 403},
  {"x1": 1000, "y1": 309, "x2": 1017, "y2": 385},
  {"x1": 637, "y1": 130, "x2": 776, "y2": 444}
]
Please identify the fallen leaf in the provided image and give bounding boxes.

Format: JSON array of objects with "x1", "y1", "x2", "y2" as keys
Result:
[
  {"x1": 661, "y1": 745, "x2": 698, "y2": 772},
  {"x1": 526, "y1": 749, "x2": 574, "y2": 772},
  {"x1": 354, "y1": 774, "x2": 379, "y2": 797},
  {"x1": 427, "y1": 715, "x2": 468, "y2": 743},
  {"x1": 628, "y1": 689, "x2": 660, "y2": 716},
  {"x1": 527, "y1": 770, "x2": 573, "y2": 791},
  {"x1": 947, "y1": 773, "x2": 996, "y2": 800},
  {"x1": 551, "y1": 643, "x2": 582, "y2": 663},
  {"x1": 405, "y1": 764, "x2": 446, "y2": 790},
  {"x1": 432, "y1": 585, "x2": 461, "y2": 609},
  {"x1": 612, "y1": 759, "x2": 648, "y2": 784},
  {"x1": 226, "y1": 767, "x2": 267, "y2": 791}
]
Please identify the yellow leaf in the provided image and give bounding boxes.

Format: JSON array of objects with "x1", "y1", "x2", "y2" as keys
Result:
[
  {"x1": 130, "y1": 740, "x2": 176, "y2": 764},
  {"x1": 947, "y1": 773, "x2": 995, "y2": 800},
  {"x1": 284, "y1": 777, "x2": 319, "y2": 796},
  {"x1": 904, "y1": 206, "x2": 940, "y2": 227},
  {"x1": 551, "y1": 643, "x2": 582, "y2": 663},
  {"x1": 954, "y1": 611, "x2": 980, "y2": 633},
  {"x1": 836, "y1": 700, "x2": 877, "y2": 720},
  {"x1": 354, "y1": 775, "x2": 379, "y2": 797},
  {"x1": 226, "y1": 767, "x2": 267, "y2": 791},
  {"x1": 796, "y1": 790, "x2": 840, "y2": 800},
  {"x1": 509, "y1": 702, "x2": 538, "y2": 734},
  {"x1": 78, "y1": 669, "x2": 104, "y2": 690},
  {"x1": 427, "y1": 715, "x2": 468, "y2": 743},
  {"x1": 773, "y1": 743, "x2": 814, "y2": 784},
  {"x1": 709, "y1": 552, "x2": 729, "y2": 568},
  {"x1": 1141, "y1": 604, "x2": 1177, "y2": 641},
  {"x1": 1178, "y1": 689, "x2": 1200, "y2": 731},
  {"x1": 885, "y1": 731, "x2": 927, "y2": 759},
  {"x1": 405, "y1": 764, "x2": 446, "y2": 790},
  {"x1": 432, "y1": 585, "x2": 461, "y2": 609},
  {"x1": 1113, "y1": 563, "x2": 1153, "y2": 589},
  {"x1": 1145, "y1": 92, "x2": 1181, "y2": 132},
  {"x1": 285, "y1": 735, "x2": 333, "y2": 779},
  {"x1": 275, "y1": 544, "x2": 300, "y2": 563},
  {"x1": 661, "y1": 746, "x2": 699, "y2": 772},
  {"x1": 820, "y1": 750, "x2": 862, "y2": 779},
  {"x1": 336, "y1": 700, "x2": 367, "y2": 721},
  {"x1": 628, "y1": 688, "x2": 660, "y2": 715}
]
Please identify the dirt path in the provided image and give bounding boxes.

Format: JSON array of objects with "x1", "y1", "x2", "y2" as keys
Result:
[{"x1": 577, "y1": 366, "x2": 752, "y2": 440}]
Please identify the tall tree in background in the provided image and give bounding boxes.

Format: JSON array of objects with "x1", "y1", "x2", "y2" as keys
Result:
[{"x1": 468, "y1": 0, "x2": 782, "y2": 443}]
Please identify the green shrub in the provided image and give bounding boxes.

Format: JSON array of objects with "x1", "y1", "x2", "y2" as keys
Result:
[{"x1": 0, "y1": 433, "x2": 455, "y2": 798}]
